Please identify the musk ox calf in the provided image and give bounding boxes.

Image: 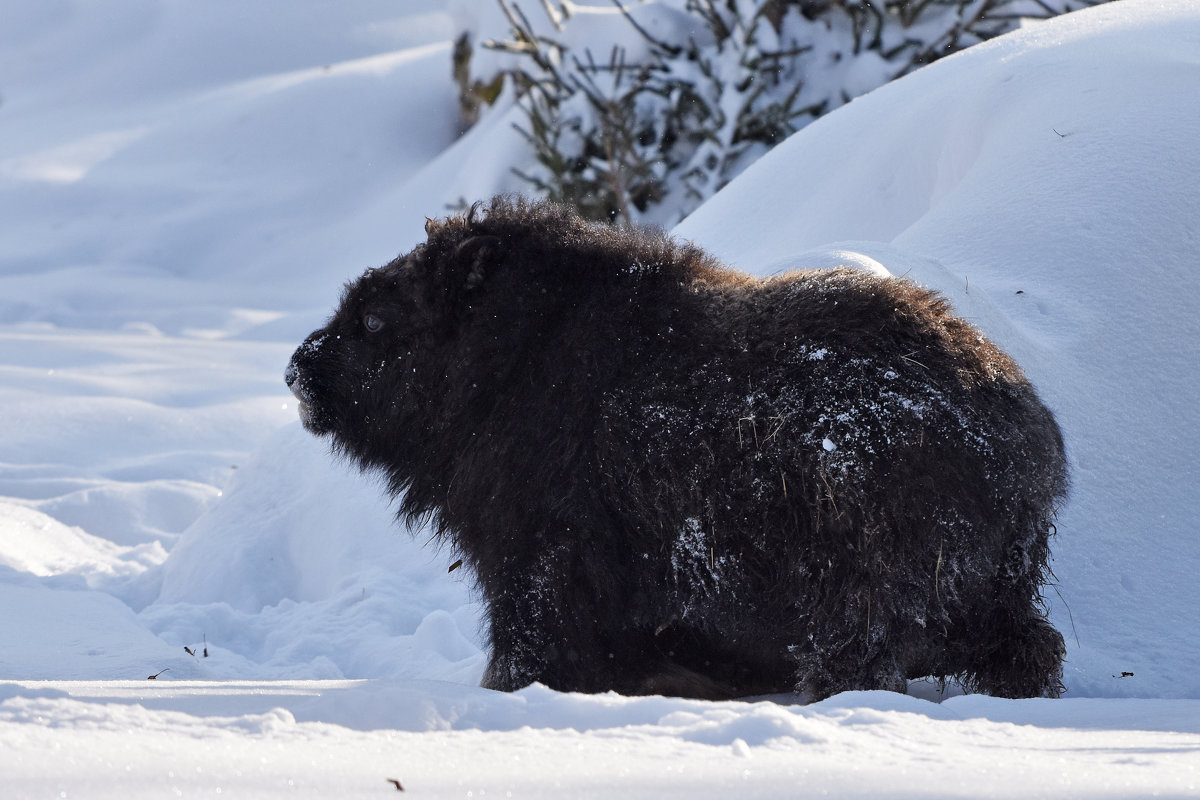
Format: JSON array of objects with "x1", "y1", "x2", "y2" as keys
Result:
[{"x1": 286, "y1": 197, "x2": 1067, "y2": 701}]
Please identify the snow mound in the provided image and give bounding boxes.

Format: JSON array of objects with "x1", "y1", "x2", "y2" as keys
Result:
[
  {"x1": 147, "y1": 424, "x2": 484, "y2": 683},
  {"x1": 0, "y1": 500, "x2": 162, "y2": 581}
]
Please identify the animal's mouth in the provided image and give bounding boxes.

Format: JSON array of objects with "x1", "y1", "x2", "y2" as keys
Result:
[
  {"x1": 294, "y1": 396, "x2": 332, "y2": 435},
  {"x1": 289, "y1": 387, "x2": 322, "y2": 432},
  {"x1": 294, "y1": 398, "x2": 313, "y2": 425},
  {"x1": 286, "y1": 364, "x2": 325, "y2": 433}
]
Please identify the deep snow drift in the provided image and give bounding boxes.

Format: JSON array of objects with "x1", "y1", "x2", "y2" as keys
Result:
[{"x1": 1, "y1": 0, "x2": 1199, "y2": 796}]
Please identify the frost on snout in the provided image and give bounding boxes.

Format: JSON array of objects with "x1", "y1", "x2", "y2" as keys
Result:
[{"x1": 285, "y1": 332, "x2": 332, "y2": 434}]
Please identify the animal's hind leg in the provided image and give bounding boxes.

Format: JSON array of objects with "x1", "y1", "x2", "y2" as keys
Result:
[{"x1": 960, "y1": 608, "x2": 1065, "y2": 698}]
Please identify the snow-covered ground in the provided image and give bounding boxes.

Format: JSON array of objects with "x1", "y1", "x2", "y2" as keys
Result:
[{"x1": 1, "y1": 0, "x2": 1198, "y2": 796}]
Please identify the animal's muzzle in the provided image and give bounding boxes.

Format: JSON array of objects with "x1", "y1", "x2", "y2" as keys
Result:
[
  {"x1": 285, "y1": 356, "x2": 319, "y2": 430},
  {"x1": 283, "y1": 361, "x2": 300, "y2": 391}
]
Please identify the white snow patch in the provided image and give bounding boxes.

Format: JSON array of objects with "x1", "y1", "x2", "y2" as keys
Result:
[{"x1": 0, "y1": 127, "x2": 150, "y2": 184}]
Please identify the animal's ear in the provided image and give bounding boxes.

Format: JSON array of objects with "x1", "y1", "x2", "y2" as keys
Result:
[{"x1": 455, "y1": 235, "x2": 501, "y2": 290}]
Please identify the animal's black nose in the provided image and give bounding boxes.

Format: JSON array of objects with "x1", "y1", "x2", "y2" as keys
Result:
[{"x1": 284, "y1": 361, "x2": 298, "y2": 388}]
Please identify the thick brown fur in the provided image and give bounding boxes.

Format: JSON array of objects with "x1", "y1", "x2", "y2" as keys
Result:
[{"x1": 286, "y1": 196, "x2": 1067, "y2": 700}]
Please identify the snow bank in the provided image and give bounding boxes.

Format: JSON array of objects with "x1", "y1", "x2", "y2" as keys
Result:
[
  {"x1": 146, "y1": 424, "x2": 484, "y2": 684},
  {"x1": 2, "y1": 681, "x2": 1198, "y2": 798},
  {"x1": 0, "y1": 0, "x2": 460, "y2": 334}
]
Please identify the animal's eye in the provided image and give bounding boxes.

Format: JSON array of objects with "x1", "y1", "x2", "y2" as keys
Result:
[{"x1": 363, "y1": 314, "x2": 384, "y2": 333}]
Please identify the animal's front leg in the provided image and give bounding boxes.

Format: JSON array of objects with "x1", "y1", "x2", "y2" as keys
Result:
[
  {"x1": 477, "y1": 545, "x2": 615, "y2": 694},
  {"x1": 480, "y1": 586, "x2": 573, "y2": 692}
]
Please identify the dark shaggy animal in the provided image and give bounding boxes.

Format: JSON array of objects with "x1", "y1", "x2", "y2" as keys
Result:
[{"x1": 286, "y1": 197, "x2": 1067, "y2": 701}]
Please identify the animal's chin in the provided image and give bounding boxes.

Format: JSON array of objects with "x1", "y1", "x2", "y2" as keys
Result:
[
  {"x1": 295, "y1": 400, "x2": 333, "y2": 436},
  {"x1": 289, "y1": 380, "x2": 329, "y2": 435}
]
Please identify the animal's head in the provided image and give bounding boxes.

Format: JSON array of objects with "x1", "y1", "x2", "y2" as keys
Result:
[
  {"x1": 285, "y1": 196, "x2": 705, "y2": 476},
  {"x1": 284, "y1": 207, "x2": 509, "y2": 470}
]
